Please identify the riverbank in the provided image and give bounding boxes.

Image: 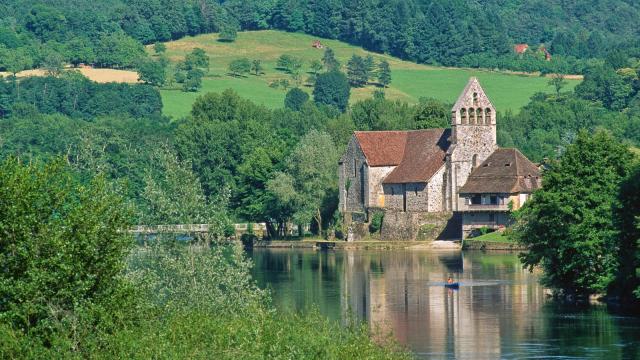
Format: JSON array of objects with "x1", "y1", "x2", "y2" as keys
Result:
[
  {"x1": 462, "y1": 240, "x2": 527, "y2": 250},
  {"x1": 253, "y1": 239, "x2": 462, "y2": 250}
]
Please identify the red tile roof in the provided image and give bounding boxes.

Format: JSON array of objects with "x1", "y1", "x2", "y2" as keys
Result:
[
  {"x1": 383, "y1": 129, "x2": 451, "y2": 184},
  {"x1": 354, "y1": 131, "x2": 408, "y2": 166},
  {"x1": 514, "y1": 44, "x2": 529, "y2": 54}
]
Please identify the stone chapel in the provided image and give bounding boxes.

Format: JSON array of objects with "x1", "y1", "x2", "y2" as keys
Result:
[{"x1": 338, "y1": 78, "x2": 541, "y2": 240}]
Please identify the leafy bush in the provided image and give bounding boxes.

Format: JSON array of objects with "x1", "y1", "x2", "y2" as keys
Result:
[
  {"x1": 369, "y1": 211, "x2": 384, "y2": 234},
  {"x1": 0, "y1": 158, "x2": 135, "y2": 338}
]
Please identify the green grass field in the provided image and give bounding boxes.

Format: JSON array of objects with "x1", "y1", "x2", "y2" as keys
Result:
[{"x1": 155, "y1": 30, "x2": 580, "y2": 119}]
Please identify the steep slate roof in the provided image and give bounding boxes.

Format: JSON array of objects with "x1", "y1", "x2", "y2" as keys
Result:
[
  {"x1": 354, "y1": 131, "x2": 408, "y2": 166},
  {"x1": 382, "y1": 129, "x2": 451, "y2": 184},
  {"x1": 459, "y1": 148, "x2": 541, "y2": 194}
]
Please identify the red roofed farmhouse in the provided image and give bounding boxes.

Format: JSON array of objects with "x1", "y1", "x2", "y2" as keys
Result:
[{"x1": 338, "y1": 78, "x2": 540, "y2": 240}]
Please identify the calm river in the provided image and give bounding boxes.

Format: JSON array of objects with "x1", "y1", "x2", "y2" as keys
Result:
[{"x1": 250, "y1": 248, "x2": 640, "y2": 360}]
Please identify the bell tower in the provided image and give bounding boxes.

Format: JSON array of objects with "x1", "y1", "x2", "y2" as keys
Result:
[{"x1": 444, "y1": 78, "x2": 498, "y2": 211}]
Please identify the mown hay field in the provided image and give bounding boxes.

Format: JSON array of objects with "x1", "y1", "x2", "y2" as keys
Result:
[
  {"x1": 0, "y1": 67, "x2": 140, "y2": 83},
  {"x1": 156, "y1": 30, "x2": 581, "y2": 119}
]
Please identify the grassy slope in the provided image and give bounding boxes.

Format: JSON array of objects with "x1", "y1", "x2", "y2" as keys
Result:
[
  {"x1": 156, "y1": 30, "x2": 580, "y2": 119},
  {"x1": 466, "y1": 231, "x2": 512, "y2": 243}
]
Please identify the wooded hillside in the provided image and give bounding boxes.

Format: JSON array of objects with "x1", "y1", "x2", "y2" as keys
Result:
[{"x1": 1, "y1": 0, "x2": 639, "y2": 73}]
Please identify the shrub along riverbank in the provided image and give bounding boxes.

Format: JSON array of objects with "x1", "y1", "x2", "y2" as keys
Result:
[{"x1": 0, "y1": 158, "x2": 410, "y2": 359}]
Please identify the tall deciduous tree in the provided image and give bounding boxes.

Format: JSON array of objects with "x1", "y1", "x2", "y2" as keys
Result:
[
  {"x1": 228, "y1": 58, "x2": 251, "y2": 76},
  {"x1": 613, "y1": 162, "x2": 640, "y2": 301},
  {"x1": 313, "y1": 70, "x2": 350, "y2": 112},
  {"x1": 268, "y1": 130, "x2": 338, "y2": 234},
  {"x1": 512, "y1": 130, "x2": 635, "y2": 298},
  {"x1": 284, "y1": 87, "x2": 309, "y2": 111},
  {"x1": 140, "y1": 146, "x2": 230, "y2": 236}
]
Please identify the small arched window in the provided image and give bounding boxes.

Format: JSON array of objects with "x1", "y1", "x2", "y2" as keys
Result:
[
  {"x1": 476, "y1": 108, "x2": 483, "y2": 124},
  {"x1": 485, "y1": 108, "x2": 492, "y2": 124},
  {"x1": 473, "y1": 92, "x2": 478, "y2": 105},
  {"x1": 472, "y1": 154, "x2": 478, "y2": 169},
  {"x1": 460, "y1": 109, "x2": 467, "y2": 124},
  {"x1": 468, "y1": 108, "x2": 475, "y2": 124}
]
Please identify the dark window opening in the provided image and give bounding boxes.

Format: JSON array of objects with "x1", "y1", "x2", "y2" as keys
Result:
[
  {"x1": 353, "y1": 159, "x2": 357, "y2": 177},
  {"x1": 402, "y1": 184, "x2": 407, "y2": 212},
  {"x1": 489, "y1": 213, "x2": 495, "y2": 222},
  {"x1": 490, "y1": 195, "x2": 498, "y2": 205},
  {"x1": 471, "y1": 195, "x2": 482, "y2": 205},
  {"x1": 505, "y1": 163, "x2": 511, "y2": 167}
]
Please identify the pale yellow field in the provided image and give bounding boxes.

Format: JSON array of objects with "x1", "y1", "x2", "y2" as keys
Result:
[{"x1": 0, "y1": 67, "x2": 140, "y2": 84}]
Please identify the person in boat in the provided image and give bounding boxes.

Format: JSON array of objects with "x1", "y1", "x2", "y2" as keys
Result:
[{"x1": 447, "y1": 277, "x2": 453, "y2": 284}]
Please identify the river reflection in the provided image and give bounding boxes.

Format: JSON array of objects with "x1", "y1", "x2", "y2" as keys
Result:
[{"x1": 249, "y1": 249, "x2": 640, "y2": 359}]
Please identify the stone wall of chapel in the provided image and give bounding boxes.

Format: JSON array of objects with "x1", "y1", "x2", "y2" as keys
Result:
[
  {"x1": 339, "y1": 136, "x2": 368, "y2": 213},
  {"x1": 406, "y1": 182, "x2": 428, "y2": 212},
  {"x1": 382, "y1": 184, "x2": 404, "y2": 211},
  {"x1": 427, "y1": 165, "x2": 446, "y2": 212},
  {"x1": 367, "y1": 166, "x2": 396, "y2": 208},
  {"x1": 382, "y1": 182, "x2": 429, "y2": 212}
]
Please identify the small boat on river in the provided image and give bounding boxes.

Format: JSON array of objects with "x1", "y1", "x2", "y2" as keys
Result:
[{"x1": 445, "y1": 282, "x2": 460, "y2": 289}]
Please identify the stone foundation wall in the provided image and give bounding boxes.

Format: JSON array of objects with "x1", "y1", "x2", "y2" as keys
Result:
[{"x1": 380, "y1": 211, "x2": 454, "y2": 241}]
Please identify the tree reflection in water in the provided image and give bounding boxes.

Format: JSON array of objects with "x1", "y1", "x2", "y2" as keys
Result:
[{"x1": 250, "y1": 249, "x2": 640, "y2": 360}]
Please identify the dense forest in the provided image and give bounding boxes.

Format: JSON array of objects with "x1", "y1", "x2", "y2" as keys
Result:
[{"x1": 1, "y1": 0, "x2": 640, "y2": 74}]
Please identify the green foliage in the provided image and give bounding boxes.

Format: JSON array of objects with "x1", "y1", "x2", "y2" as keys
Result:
[
  {"x1": 251, "y1": 59, "x2": 263, "y2": 75},
  {"x1": 378, "y1": 60, "x2": 391, "y2": 88},
  {"x1": 284, "y1": 87, "x2": 309, "y2": 111},
  {"x1": 219, "y1": 26, "x2": 238, "y2": 42},
  {"x1": 182, "y1": 69, "x2": 204, "y2": 92},
  {"x1": 313, "y1": 71, "x2": 350, "y2": 112},
  {"x1": 95, "y1": 32, "x2": 145, "y2": 69},
  {"x1": 276, "y1": 54, "x2": 303, "y2": 75},
  {"x1": 64, "y1": 37, "x2": 95, "y2": 67},
  {"x1": 548, "y1": 74, "x2": 567, "y2": 95},
  {"x1": 268, "y1": 130, "x2": 339, "y2": 234},
  {"x1": 498, "y1": 93, "x2": 639, "y2": 162},
  {"x1": 228, "y1": 58, "x2": 252, "y2": 77},
  {"x1": 0, "y1": 47, "x2": 33, "y2": 75},
  {"x1": 185, "y1": 48, "x2": 210, "y2": 73},
  {"x1": 0, "y1": 158, "x2": 135, "y2": 336},
  {"x1": 153, "y1": 42, "x2": 166, "y2": 54},
  {"x1": 0, "y1": 75, "x2": 162, "y2": 119},
  {"x1": 322, "y1": 47, "x2": 340, "y2": 72},
  {"x1": 575, "y1": 65, "x2": 633, "y2": 111},
  {"x1": 140, "y1": 147, "x2": 231, "y2": 235},
  {"x1": 310, "y1": 59, "x2": 323, "y2": 75},
  {"x1": 41, "y1": 48, "x2": 64, "y2": 76},
  {"x1": 138, "y1": 59, "x2": 166, "y2": 86},
  {"x1": 349, "y1": 97, "x2": 413, "y2": 131},
  {"x1": 413, "y1": 97, "x2": 450, "y2": 129},
  {"x1": 347, "y1": 54, "x2": 368, "y2": 87},
  {"x1": 512, "y1": 130, "x2": 635, "y2": 298},
  {"x1": 613, "y1": 163, "x2": 640, "y2": 301},
  {"x1": 369, "y1": 211, "x2": 384, "y2": 234}
]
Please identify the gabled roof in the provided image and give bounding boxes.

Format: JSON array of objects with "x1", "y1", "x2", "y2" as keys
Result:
[
  {"x1": 382, "y1": 129, "x2": 451, "y2": 184},
  {"x1": 452, "y1": 77, "x2": 494, "y2": 111},
  {"x1": 353, "y1": 131, "x2": 408, "y2": 166},
  {"x1": 459, "y1": 148, "x2": 541, "y2": 194}
]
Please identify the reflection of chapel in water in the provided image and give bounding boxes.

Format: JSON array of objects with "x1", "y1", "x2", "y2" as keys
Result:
[{"x1": 338, "y1": 250, "x2": 546, "y2": 358}]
